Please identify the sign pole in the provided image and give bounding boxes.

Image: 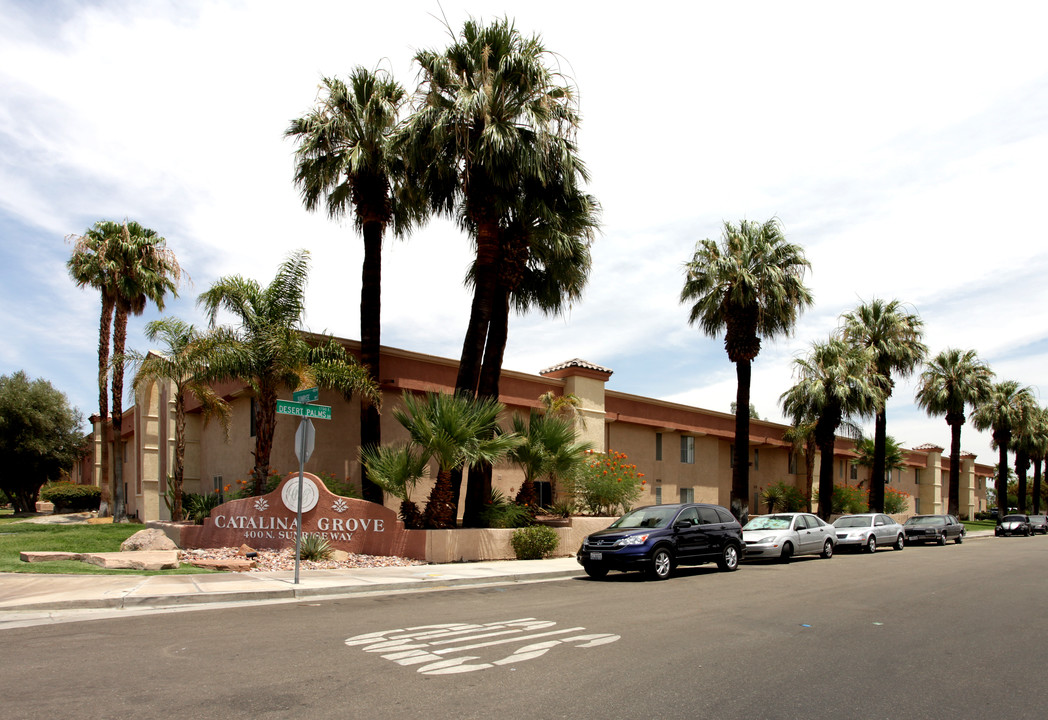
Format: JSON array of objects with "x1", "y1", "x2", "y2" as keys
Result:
[{"x1": 294, "y1": 417, "x2": 306, "y2": 585}]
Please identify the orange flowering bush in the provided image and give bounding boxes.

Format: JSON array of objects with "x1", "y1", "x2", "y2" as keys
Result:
[{"x1": 570, "y1": 449, "x2": 645, "y2": 516}]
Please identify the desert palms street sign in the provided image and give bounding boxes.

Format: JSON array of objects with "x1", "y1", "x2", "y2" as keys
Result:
[{"x1": 276, "y1": 400, "x2": 332, "y2": 420}]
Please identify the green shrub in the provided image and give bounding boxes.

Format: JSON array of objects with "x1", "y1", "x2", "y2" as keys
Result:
[
  {"x1": 300, "y1": 534, "x2": 332, "y2": 561},
  {"x1": 510, "y1": 525, "x2": 559, "y2": 559},
  {"x1": 883, "y1": 487, "x2": 910, "y2": 514},
  {"x1": 39, "y1": 482, "x2": 101, "y2": 512},
  {"x1": 760, "y1": 481, "x2": 806, "y2": 513},
  {"x1": 481, "y1": 489, "x2": 532, "y2": 528},
  {"x1": 317, "y1": 471, "x2": 360, "y2": 499},
  {"x1": 569, "y1": 449, "x2": 645, "y2": 516},
  {"x1": 183, "y1": 492, "x2": 222, "y2": 524}
]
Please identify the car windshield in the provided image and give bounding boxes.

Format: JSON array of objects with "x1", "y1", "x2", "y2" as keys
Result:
[
  {"x1": 1003, "y1": 515, "x2": 1026, "y2": 522},
  {"x1": 743, "y1": 515, "x2": 793, "y2": 530},
  {"x1": 834, "y1": 516, "x2": 872, "y2": 528},
  {"x1": 609, "y1": 507, "x2": 678, "y2": 529},
  {"x1": 905, "y1": 516, "x2": 945, "y2": 526}
]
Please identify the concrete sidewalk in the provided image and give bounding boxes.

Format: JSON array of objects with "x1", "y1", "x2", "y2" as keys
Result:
[{"x1": 0, "y1": 557, "x2": 584, "y2": 614}]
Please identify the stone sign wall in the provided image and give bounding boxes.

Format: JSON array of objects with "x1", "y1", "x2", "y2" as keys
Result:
[{"x1": 180, "y1": 472, "x2": 427, "y2": 560}]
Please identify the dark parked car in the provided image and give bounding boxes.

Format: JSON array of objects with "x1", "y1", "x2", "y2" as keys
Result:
[
  {"x1": 1026, "y1": 514, "x2": 1048, "y2": 534},
  {"x1": 903, "y1": 514, "x2": 965, "y2": 545},
  {"x1": 577, "y1": 503, "x2": 744, "y2": 580},
  {"x1": 996, "y1": 514, "x2": 1033, "y2": 536}
]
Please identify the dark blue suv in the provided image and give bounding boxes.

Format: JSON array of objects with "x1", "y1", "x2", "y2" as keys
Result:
[{"x1": 576, "y1": 503, "x2": 744, "y2": 580}]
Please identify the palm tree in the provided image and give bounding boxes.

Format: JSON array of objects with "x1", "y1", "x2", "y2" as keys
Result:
[
  {"x1": 1027, "y1": 407, "x2": 1048, "y2": 515},
  {"x1": 286, "y1": 68, "x2": 418, "y2": 505},
  {"x1": 841, "y1": 299, "x2": 927, "y2": 513},
  {"x1": 682, "y1": 217, "x2": 813, "y2": 522},
  {"x1": 508, "y1": 410, "x2": 591, "y2": 509},
  {"x1": 1009, "y1": 397, "x2": 1043, "y2": 514},
  {"x1": 972, "y1": 380, "x2": 1035, "y2": 520},
  {"x1": 392, "y1": 391, "x2": 521, "y2": 528},
  {"x1": 780, "y1": 339, "x2": 881, "y2": 520},
  {"x1": 851, "y1": 435, "x2": 905, "y2": 488},
  {"x1": 915, "y1": 348, "x2": 994, "y2": 516},
  {"x1": 359, "y1": 444, "x2": 429, "y2": 528},
  {"x1": 782, "y1": 417, "x2": 818, "y2": 511},
  {"x1": 131, "y1": 318, "x2": 231, "y2": 521},
  {"x1": 198, "y1": 250, "x2": 379, "y2": 495}
]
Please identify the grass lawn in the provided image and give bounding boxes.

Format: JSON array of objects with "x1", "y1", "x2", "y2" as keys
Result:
[
  {"x1": 963, "y1": 519, "x2": 996, "y2": 532},
  {"x1": 0, "y1": 518, "x2": 213, "y2": 575}
]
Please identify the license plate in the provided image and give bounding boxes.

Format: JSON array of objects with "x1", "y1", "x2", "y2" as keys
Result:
[{"x1": 590, "y1": 552, "x2": 602, "y2": 561}]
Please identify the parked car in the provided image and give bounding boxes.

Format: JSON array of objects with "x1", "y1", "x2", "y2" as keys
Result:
[
  {"x1": 576, "y1": 503, "x2": 744, "y2": 580},
  {"x1": 903, "y1": 514, "x2": 966, "y2": 545},
  {"x1": 833, "y1": 513, "x2": 906, "y2": 553},
  {"x1": 741, "y1": 512, "x2": 836, "y2": 562},
  {"x1": 996, "y1": 514, "x2": 1033, "y2": 537},
  {"x1": 1026, "y1": 514, "x2": 1048, "y2": 534}
]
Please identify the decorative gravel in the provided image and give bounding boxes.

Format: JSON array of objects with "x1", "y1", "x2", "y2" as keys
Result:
[{"x1": 179, "y1": 547, "x2": 427, "y2": 572}]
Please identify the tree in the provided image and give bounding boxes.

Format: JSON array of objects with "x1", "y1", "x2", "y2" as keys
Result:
[
  {"x1": 841, "y1": 299, "x2": 926, "y2": 513},
  {"x1": 915, "y1": 348, "x2": 994, "y2": 517},
  {"x1": 131, "y1": 318, "x2": 231, "y2": 521},
  {"x1": 507, "y1": 410, "x2": 591, "y2": 509},
  {"x1": 1009, "y1": 397, "x2": 1043, "y2": 514},
  {"x1": 392, "y1": 391, "x2": 521, "y2": 528},
  {"x1": 286, "y1": 68, "x2": 418, "y2": 505},
  {"x1": 782, "y1": 417, "x2": 818, "y2": 511},
  {"x1": 972, "y1": 380, "x2": 1035, "y2": 520},
  {"x1": 730, "y1": 402, "x2": 760, "y2": 421},
  {"x1": 851, "y1": 435, "x2": 905, "y2": 487},
  {"x1": 359, "y1": 444, "x2": 429, "y2": 529},
  {"x1": 0, "y1": 372, "x2": 85, "y2": 513},
  {"x1": 1027, "y1": 407, "x2": 1048, "y2": 515},
  {"x1": 780, "y1": 339, "x2": 881, "y2": 520},
  {"x1": 198, "y1": 250, "x2": 379, "y2": 495},
  {"x1": 682, "y1": 217, "x2": 813, "y2": 522}
]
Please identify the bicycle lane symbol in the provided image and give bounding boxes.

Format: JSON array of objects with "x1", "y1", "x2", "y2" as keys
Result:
[{"x1": 345, "y1": 618, "x2": 620, "y2": 675}]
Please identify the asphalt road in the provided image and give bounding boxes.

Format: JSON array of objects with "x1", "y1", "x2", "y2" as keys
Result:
[{"x1": 3, "y1": 536, "x2": 1046, "y2": 720}]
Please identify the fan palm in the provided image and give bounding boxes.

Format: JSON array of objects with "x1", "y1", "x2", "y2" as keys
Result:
[
  {"x1": 1009, "y1": 398, "x2": 1043, "y2": 514},
  {"x1": 508, "y1": 410, "x2": 591, "y2": 509},
  {"x1": 392, "y1": 391, "x2": 521, "y2": 529},
  {"x1": 198, "y1": 250, "x2": 379, "y2": 495},
  {"x1": 915, "y1": 348, "x2": 994, "y2": 516},
  {"x1": 841, "y1": 299, "x2": 927, "y2": 512},
  {"x1": 286, "y1": 68, "x2": 418, "y2": 504},
  {"x1": 1025, "y1": 407, "x2": 1048, "y2": 515},
  {"x1": 972, "y1": 380, "x2": 1035, "y2": 520},
  {"x1": 131, "y1": 318, "x2": 231, "y2": 521},
  {"x1": 780, "y1": 339, "x2": 881, "y2": 520},
  {"x1": 851, "y1": 435, "x2": 905, "y2": 487},
  {"x1": 359, "y1": 444, "x2": 429, "y2": 529},
  {"x1": 682, "y1": 217, "x2": 813, "y2": 522}
]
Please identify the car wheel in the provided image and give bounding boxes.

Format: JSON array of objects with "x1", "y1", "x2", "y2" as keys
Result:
[
  {"x1": 955, "y1": 533, "x2": 963, "y2": 544},
  {"x1": 865, "y1": 536, "x2": 877, "y2": 554},
  {"x1": 583, "y1": 564, "x2": 608, "y2": 580},
  {"x1": 938, "y1": 533, "x2": 948, "y2": 546},
  {"x1": 647, "y1": 547, "x2": 673, "y2": 580},
  {"x1": 820, "y1": 539, "x2": 834, "y2": 558},
  {"x1": 779, "y1": 542, "x2": 794, "y2": 563},
  {"x1": 717, "y1": 543, "x2": 740, "y2": 572},
  {"x1": 894, "y1": 534, "x2": 905, "y2": 551}
]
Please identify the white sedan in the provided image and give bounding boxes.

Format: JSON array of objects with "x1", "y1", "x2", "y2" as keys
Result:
[
  {"x1": 742, "y1": 513, "x2": 836, "y2": 562},
  {"x1": 833, "y1": 513, "x2": 906, "y2": 552}
]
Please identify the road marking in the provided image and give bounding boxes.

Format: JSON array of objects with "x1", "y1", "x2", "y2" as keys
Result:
[{"x1": 345, "y1": 617, "x2": 620, "y2": 675}]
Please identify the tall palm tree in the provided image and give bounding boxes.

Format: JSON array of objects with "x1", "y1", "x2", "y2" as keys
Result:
[
  {"x1": 107, "y1": 222, "x2": 183, "y2": 521},
  {"x1": 409, "y1": 16, "x2": 583, "y2": 399},
  {"x1": 67, "y1": 220, "x2": 125, "y2": 512},
  {"x1": 1027, "y1": 407, "x2": 1048, "y2": 515},
  {"x1": 286, "y1": 68, "x2": 418, "y2": 505},
  {"x1": 682, "y1": 217, "x2": 813, "y2": 522},
  {"x1": 972, "y1": 380, "x2": 1035, "y2": 521},
  {"x1": 392, "y1": 391, "x2": 521, "y2": 528},
  {"x1": 1009, "y1": 396, "x2": 1042, "y2": 514},
  {"x1": 780, "y1": 339, "x2": 881, "y2": 520},
  {"x1": 841, "y1": 299, "x2": 927, "y2": 513},
  {"x1": 198, "y1": 250, "x2": 379, "y2": 495},
  {"x1": 131, "y1": 318, "x2": 231, "y2": 521},
  {"x1": 915, "y1": 348, "x2": 995, "y2": 516}
]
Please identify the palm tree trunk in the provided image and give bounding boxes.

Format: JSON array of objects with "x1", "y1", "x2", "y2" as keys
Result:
[
  {"x1": 869, "y1": 408, "x2": 887, "y2": 512},
  {"x1": 995, "y1": 432, "x2": 1009, "y2": 521},
  {"x1": 455, "y1": 218, "x2": 499, "y2": 396},
  {"x1": 947, "y1": 417, "x2": 963, "y2": 517},
  {"x1": 1032, "y1": 458, "x2": 1042, "y2": 515},
  {"x1": 1015, "y1": 450, "x2": 1029, "y2": 513},
  {"x1": 253, "y1": 385, "x2": 278, "y2": 495},
  {"x1": 423, "y1": 468, "x2": 457, "y2": 529},
  {"x1": 111, "y1": 303, "x2": 128, "y2": 522},
  {"x1": 731, "y1": 359, "x2": 751, "y2": 523},
  {"x1": 804, "y1": 436, "x2": 817, "y2": 512},
  {"x1": 97, "y1": 297, "x2": 113, "y2": 514},
  {"x1": 359, "y1": 219, "x2": 383, "y2": 504},
  {"x1": 816, "y1": 436, "x2": 836, "y2": 521},
  {"x1": 173, "y1": 388, "x2": 185, "y2": 522}
]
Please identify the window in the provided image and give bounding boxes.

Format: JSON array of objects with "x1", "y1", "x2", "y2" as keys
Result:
[
  {"x1": 654, "y1": 487, "x2": 662, "y2": 505},
  {"x1": 677, "y1": 507, "x2": 699, "y2": 525},
  {"x1": 753, "y1": 448, "x2": 759, "y2": 470},
  {"x1": 914, "y1": 498, "x2": 921, "y2": 513},
  {"x1": 698, "y1": 506, "x2": 722, "y2": 524},
  {"x1": 788, "y1": 452, "x2": 797, "y2": 474},
  {"x1": 655, "y1": 433, "x2": 663, "y2": 461},
  {"x1": 213, "y1": 475, "x2": 224, "y2": 503},
  {"x1": 250, "y1": 397, "x2": 257, "y2": 438},
  {"x1": 715, "y1": 507, "x2": 734, "y2": 523},
  {"x1": 680, "y1": 436, "x2": 694, "y2": 464},
  {"x1": 914, "y1": 468, "x2": 921, "y2": 485},
  {"x1": 679, "y1": 487, "x2": 694, "y2": 503},
  {"x1": 850, "y1": 463, "x2": 857, "y2": 480},
  {"x1": 534, "y1": 481, "x2": 552, "y2": 508},
  {"x1": 839, "y1": 459, "x2": 845, "y2": 478}
]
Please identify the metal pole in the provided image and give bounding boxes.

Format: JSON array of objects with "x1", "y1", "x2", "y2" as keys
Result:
[{"x1": 294, "y1": 417, "x2": 306, "y2": 584}]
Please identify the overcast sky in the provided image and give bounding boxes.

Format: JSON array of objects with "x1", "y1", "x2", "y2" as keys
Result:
[{"x1": 2, "y1": 0, "x2": 1047, "y2": 469}]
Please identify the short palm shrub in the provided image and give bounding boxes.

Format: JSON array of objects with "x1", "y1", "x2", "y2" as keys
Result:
[
  {"x1": 760, "y1": 481, "x2": 806, "y2": 513},
  {"x1": 39, "y1": 482, "x2": 102, "y2": 512},
  {"x1": 299, "y1": 534, "x2": 333, "y2": 561},
  {"x1": 481, "y1": 489, "x2": 533, "y2": 528},
  {"x1": 183, "y1": 492, "x2": 221, "y2": 524},
  {"x1": 510, "y1": 525, "x2": 559, "y2": 559}
]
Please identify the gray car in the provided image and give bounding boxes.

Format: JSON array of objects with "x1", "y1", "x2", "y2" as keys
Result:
[
  {"x1": 833, "y1": 513, "x2": 906, "y2": 553},
  {"x1": 903, "y1": 514, "x2": 966, "y2": 545},
  {"x1": 742, "y1": 512, "x2": 836, "y2": 562}
]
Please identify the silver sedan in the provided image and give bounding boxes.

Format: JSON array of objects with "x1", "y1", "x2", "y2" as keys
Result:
[
  {"x1": 833, "y1": 513, "x2": 906, "y2": 553},
  {"x1": 742, "y1": 512, "x2": 836, "y2": 562}
]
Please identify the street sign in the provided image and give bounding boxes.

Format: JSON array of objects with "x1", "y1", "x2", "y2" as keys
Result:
[
  {"x1": 276, "y1": 399, "x2": 304, "y2": 416},
  {"x1": 293, "y1": 387, "x2": 319, "y2": 403},
  {"x1": 294, "y1": 419, "x2": 315, "y2": 463},
  {"x1": 302, "y1": 404, "x2": 332, "y2": 420}
]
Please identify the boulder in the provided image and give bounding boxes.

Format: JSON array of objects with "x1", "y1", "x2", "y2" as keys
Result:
[
  {"x1": 20, "y1": 551, "x2": 83, "y2": 563},
  {"x1": 188, "y1": 558, "x2": 256, "y2": 572},
  {"x1": 80, "y1": 551, "x2": 180, "y2": 570},
  {"x1": 330, "y1": 550, "x2": 350, "y2": 562},
  {"x1": 120, "y1": 528, "x2": 178, "y2": 552},
  {"x1": 236, "y1": 544, "x2": 256, "y2": 556}
]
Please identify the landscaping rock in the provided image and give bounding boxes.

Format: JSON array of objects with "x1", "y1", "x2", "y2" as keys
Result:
[
  {"x1": 20, "y1": 551, "x2": 83, "y2": 563},
  {"x1": 80, "y1": 551, "x2": 180, "y2": 570},
  {"x1": 330, "y1": 550, "x2": 350, "y2": 562},
  {"x1": 236, "y1": 544, "x2": 256, "y2": 556},
  {"x1": 188, "y1": 558, "x2": 256, "y2": 572},
  {"x1": 120, "y1": 528, "x2": 178, "y2": 552}
]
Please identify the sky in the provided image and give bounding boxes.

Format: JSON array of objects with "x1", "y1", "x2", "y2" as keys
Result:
[{"x1": 2, "y1": 0, "x2": 1047, "y2": 470}]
